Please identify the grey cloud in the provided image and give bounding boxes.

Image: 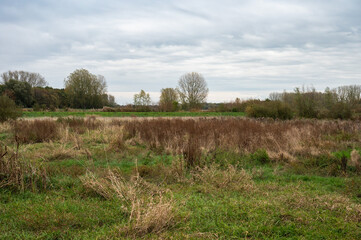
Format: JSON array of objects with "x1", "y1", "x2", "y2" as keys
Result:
[{"x1": 0, "y1": 0, "x2": 360, "y2": 103}]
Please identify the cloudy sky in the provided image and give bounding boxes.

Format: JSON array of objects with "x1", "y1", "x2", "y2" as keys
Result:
[{"x1": 1, "y1": 0, "x2": 360, "y2": 104}]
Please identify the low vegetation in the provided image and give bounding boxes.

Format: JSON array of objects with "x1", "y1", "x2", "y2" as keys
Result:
[{"x1": 0, "y1": 117, "x2": 360, "y2": 239}]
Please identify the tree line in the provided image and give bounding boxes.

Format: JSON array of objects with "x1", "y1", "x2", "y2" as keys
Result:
[
  {"x1": 215, "y1": 85, "x2": 361, "y2": 120},
  {"x1": 0, "y1": 69, "x2": 116, "y2": 110},
  {"x1": 0, "y1": 69, "x2": 209, "y2": 112},
  {"x1": 1, "y1": 68, "x2": 360, "y2": 120}
]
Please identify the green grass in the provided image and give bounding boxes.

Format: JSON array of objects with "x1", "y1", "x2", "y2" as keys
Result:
[{"x1": 22, "y1": 111, "x2": 245, "y2": 118}]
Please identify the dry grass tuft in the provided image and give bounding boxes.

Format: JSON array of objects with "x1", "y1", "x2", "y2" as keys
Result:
[
  {"x1": 125, "y1": 194, "x2": 175, "y2": 237},
  {"x1": 192, "y1": 164, "x2": 254, "y2": 192},
  {"x1": 0, "y1": 121, "x2": 12, "y2": 133},
  {"x1": 108, "y1": 130, "x2": 126, "y2": 152},
  {"x1": 0, "y1": 143, "x2": 47, "y2": 191},
  {"x1": 80, "y1": 169, "x2": 178, "y2": 237},
  {"x1": 40, "y1": 142, "x2": 79, "y2": 161},
  {"x1": 350, "y1": 149, "x2": 360, "y2": 170}
]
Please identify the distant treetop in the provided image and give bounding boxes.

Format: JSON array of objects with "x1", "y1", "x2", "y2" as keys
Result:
[{"x1": 1, "y1": 70, "x2": 47, "y2": 88}]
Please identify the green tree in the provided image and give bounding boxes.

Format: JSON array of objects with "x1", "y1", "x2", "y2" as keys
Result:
[
  {"x1": 177, "y1": 72, "x2": 208, "y2": 110},
  {"x1": 64, "y1": 69, "x2": 107, "y2": 109},
  {"x1": 159, "y1": 88, "x2": 179, "y2": 112},
  {"x1": 33, "y1": 87, "x2": 60, "y2": 109},
  {"x1": 134, "y1": 90, "x2": 151, "y2": 111},
  {"x1": 0, "y1": 95, "x2": 22, "y2": 122},
  {"x1": 3, "y1": 79, "x2": 33, "y2": 107}
]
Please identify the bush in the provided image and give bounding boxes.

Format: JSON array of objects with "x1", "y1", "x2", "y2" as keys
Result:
[
  {"x1": 250, "y1": 149, "x2": 270, "y2": 164},
  {"x1": 246, "y1": 101, "x2": 293, "y2": 120},
  {"x1": 0, "y1": 95, "x2": 22, "y2": 122}
]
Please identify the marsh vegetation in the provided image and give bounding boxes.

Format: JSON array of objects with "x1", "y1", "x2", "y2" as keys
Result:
[{"x1": 0, "y1": 117, "x2": 360, "y2": 239}]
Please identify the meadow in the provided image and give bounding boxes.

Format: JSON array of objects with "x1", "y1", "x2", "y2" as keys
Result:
[{"x1": 0, "y1": 116, "x2": 360, "y2": 239}]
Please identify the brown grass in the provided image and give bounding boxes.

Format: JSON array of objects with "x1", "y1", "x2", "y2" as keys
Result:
[
  {"x1": 121, "y1": 118, "x2": 361, "y2": 163},
  {"x1": 14, "y1": 119, "x2": 59, "y2": 143},
  {"x1": 350, "y1": 149, "x2": 361, "y2": 170},
  {"x1": 125, "y1": 193, "x2": 176, "y2": 237},
  {"x1": 57, "y1": 116, "x2": 102, "y2": 134}
]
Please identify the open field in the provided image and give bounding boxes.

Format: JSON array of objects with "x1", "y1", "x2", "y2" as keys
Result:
[
  {"x1": 0, "y1": 117, "x2": 360, "y2": 239},
  {"x1": 22, "y1": 111, "x2": 246, "y2": 118}
]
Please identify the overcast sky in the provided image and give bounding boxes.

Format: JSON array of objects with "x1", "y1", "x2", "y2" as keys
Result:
[{"x1": 0, "y1": 0, "x2": 360, "y2": 104}]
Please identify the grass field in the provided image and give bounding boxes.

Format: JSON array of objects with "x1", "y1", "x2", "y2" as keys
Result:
[
  {"x1": 0, "y1": 117, "x2": 360, "y2": 239},
  {"x1": 22, "y1": 111, "x2": 246, "y2": 118}
]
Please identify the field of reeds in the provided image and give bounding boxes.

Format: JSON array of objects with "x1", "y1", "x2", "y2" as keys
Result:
[{"x1": 0, "y1": 116, "x2": 360, "y2": 239}]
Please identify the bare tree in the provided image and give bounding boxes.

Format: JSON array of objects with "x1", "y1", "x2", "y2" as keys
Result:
[
  {"x1": 177, "y1": 72, "x2": 208, "y2": 109},
  {"x1": 1, "y1": 70, "x2": 47, "y2": 87},
  {"x1": 334, "y1": 85, "x2": 361, "y2": 106}
]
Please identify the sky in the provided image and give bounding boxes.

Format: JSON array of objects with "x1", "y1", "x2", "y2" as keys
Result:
[{"x1": 0, "y1": 0, "x2": 360, "y2": 104}]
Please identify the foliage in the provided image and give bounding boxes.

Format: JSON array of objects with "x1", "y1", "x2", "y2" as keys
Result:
[
  {"x1": 159, "y1": 88, "x2": 179, "y2": 112},
  {"x1": 250, "y1": 149, "x2": 270, "y2": 164},
  {"x1": 3, "y1": 79, "x2": 33, "y2": 107},
  {"x1": 177, "y1": 72, "x2": 208, "y2": 110},
  {"x1": 0, "y1": 95, "x2": 22, "y2": 122},
  {"x1": 245, "y1": 100, "x2": 293, "y2": 119},
  {"x1": 133, "y1": 90, "x2": 151, "y2": 111},
  {"x1": 33, "y1": 87, "x2": 60, "y2": 109},
  {"x1": 64, "y1": 69, "x2": 107, "y2": 109},
  {"x1": 271, "y1": 85, "x2": 361, "y2": 119}
]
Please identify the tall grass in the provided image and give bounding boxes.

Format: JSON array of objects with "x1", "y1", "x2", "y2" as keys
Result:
[
  {"x1": 122, "y1": 118, "x2": 361, "y2": 166},
  {"x1": 0, "y1": 142, "x2": 47, "y2": 191},
  {"x1": 14, "y1": 119, "x2": 59, "y2": 143}
]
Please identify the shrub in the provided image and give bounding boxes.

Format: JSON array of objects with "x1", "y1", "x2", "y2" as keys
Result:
[
  {"x1": 250, "y1": 149, "x2": 270, "y2": 164},
  {"x1": 32, "y1": 103, "x2": 41, "y2": 111},
  {"x1": 329, "y1": 102, "x2": 352, "y2": 119},
  {"x1": 0, "y1": 95, "x2": 22, "y2": 122},
  {"x1": 14, "y1": 120, "x2": 59, "y2": 143},
  {"x1": 246, "y1": 101, "x2": 293, "y2": 120}
]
